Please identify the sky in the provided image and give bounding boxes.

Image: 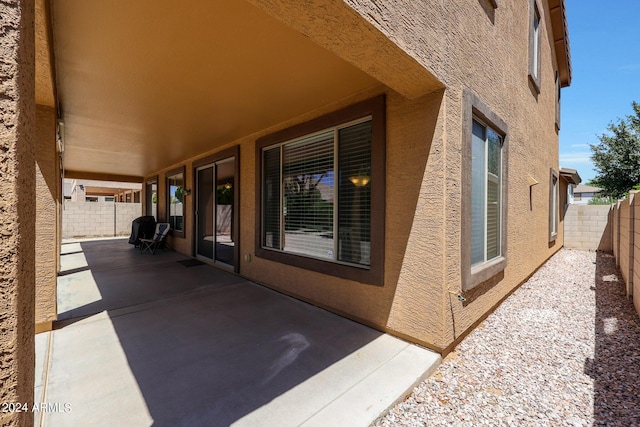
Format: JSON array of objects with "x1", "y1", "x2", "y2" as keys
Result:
[{"x1": 559, "y1": 0, "x2": 640, "y2": 184}]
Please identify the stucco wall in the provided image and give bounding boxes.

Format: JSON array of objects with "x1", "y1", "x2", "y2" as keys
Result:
[
  {"x1": 0, "y1": 0, "x2": 36, "y2": 424},
  {"x1": 63, "y1": 202, "x2": 141, "y2": 238},
  {"x1": 563, "y1": 205, "x2": 613, "y2": 251},
  {"x1": 145, "y1": 0, "x2": 566, "y2": 351},
  {"x1": 35, "y1": 104, "x2": 58, "y2": 328},
  {"x1": 343, "y1": 0, "x2": 566, "y2": 349}
]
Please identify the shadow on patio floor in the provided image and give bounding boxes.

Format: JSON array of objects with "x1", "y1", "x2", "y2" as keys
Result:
[{"x1": 39, "y1": 238, "x2": 438, "y2": 426}]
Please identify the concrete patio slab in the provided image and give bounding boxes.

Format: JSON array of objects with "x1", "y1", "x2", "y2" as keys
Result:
[
  {"x1": 40, "y1": 238, "x2": 440, "y2": 426},
  {"x1": 57, "y1": 239, "x2": 246, "y2": 320},
  {"x1": 34, "y1": 331, "x2": 51, "y2": 427}
]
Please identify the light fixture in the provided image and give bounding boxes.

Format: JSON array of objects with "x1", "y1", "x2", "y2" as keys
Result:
[
  {"x1": 183, "y1": 189, "x2": 192, "y2": 196},
  {"x1": 349, "y1": 175, "x2": 370, "y2": 187},
  {"x1": 224, "y1": 183, "x2": 232, "y2": 190}
]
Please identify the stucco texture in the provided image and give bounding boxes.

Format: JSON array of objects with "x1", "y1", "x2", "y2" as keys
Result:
[
  {"x1": 341, "y1": 0, "x2": 566, "y2": 349},
  {"x1": 144, "y1": 0, "x2": 567, "y2": 352},
  {"x1": 35, "y1": 105, "x2": 58, "y2": 328},
  {"x1": 0, "y1": 0, "x2": 36, "y2": 425}
]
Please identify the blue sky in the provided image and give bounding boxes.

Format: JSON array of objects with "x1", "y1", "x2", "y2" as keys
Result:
[{"x1": 559, "y1": 0, "x2": 640, "y2": 183}]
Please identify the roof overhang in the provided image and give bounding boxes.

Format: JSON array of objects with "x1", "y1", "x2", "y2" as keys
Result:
[
  {"x1": 47, "y1": 0, "x2": 442, "y2": 178},
  {"x1": 559, "y1": 167, "x2": 581, "y2": 185},
  {"x1": 548, "y1": 0, "x2": 572, "y2": 87}
]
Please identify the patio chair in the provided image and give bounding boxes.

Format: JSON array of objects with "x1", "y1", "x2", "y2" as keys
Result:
[{"x1": 139, "y1": 223, "x2": 170, "y2": 254}]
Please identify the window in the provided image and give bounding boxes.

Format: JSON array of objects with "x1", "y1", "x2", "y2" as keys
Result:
[
  {"x1": 256, "y1": 96, "x2": 385, "y2": 285},
  {"x1": 145, "y1": 177, "x2": 158, "y2": 220},
  {"x1": 549, "y1": 169, "x2": 558, "y2": 241},
  {"x1": 471, "y1": 118, "x2": 503, "y2": 266},
  {"x1": 462, "y1": 89, "x2": 508, "y2": 290},
  {"x1": 166, "y1": 167, "x2": 185, "y2": 237},
  {"x1": 105, "y1": 197, "x2": 115, "y2": 202},
  {"x1": 555, "y1": 71, "x2": 561, "y2": 131},
  {"x1": 528, "y1": 0, "x2": 542, "y2": 93}
]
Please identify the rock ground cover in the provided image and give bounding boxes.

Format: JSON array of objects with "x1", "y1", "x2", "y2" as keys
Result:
[{"x1": 375, "y1": 250, "x2": 640, "y2": 426}]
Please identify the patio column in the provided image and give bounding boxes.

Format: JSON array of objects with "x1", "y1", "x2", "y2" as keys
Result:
[
  {"x1": 35, "y1": 105, "x2": 58, "y2": 332},
  {"x1": 0, "y1": 0, "x2": 36, "y2": 425}
]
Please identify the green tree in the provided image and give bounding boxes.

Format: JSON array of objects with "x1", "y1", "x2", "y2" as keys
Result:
[
  {"x1": 174, "y1": 186, "x2": 183, "y2": 203},
  {"x1": 590, "y1": 101, "x2": 640, "y2": 198}
]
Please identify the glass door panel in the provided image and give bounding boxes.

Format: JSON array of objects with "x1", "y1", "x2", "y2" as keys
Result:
[
  {"x1": 215, "y1": 158, "x2": 235, "y2": 266},
  {"x1": 196, "y1": 166, "x2": 214, "y2": 259}
]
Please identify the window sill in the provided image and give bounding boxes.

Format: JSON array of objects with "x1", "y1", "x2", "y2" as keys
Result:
[
  {"x1": 528, "y1": 73, "x2": 541, "y2": 94},
  {"x1": 549, "y1": 232, "x2": 558, "y2": 243},
  {"x1": 170, "y1": 230, "x2": 185, "y2": 239},
  {"x1": 465, "y1": 256, "x2": 507, "y2": 290},
  {"x1": 255, "y1": 246, "x2": 384, "y2": 286}
]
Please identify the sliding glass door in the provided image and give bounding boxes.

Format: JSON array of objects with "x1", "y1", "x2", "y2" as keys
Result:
[{"x1": 195, "y1": 157, "x2": 236, "y2": 268}]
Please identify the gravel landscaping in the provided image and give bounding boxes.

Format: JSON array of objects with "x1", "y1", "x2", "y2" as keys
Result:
[{"x1": 375, "y1": 249, "x2": 640, "y2": 426}]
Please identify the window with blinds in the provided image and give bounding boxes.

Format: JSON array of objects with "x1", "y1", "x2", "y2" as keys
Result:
[
  {"x1": 261, "y1": 118, "x2": 372, "y2": 267},
  {"x1": 471, "y1": 118, "x2": 503, "y2": 267}
]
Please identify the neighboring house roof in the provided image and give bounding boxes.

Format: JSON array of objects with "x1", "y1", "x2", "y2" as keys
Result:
[
  {"x1": 559, "y1": 167, "x2": 581, "y2": 185},
  {"x1": 574, "y1": 185, "x2": 602, "y2": 194},
  {"x1": 63, "y1": 178, "x2": 142, "y2": 197}
]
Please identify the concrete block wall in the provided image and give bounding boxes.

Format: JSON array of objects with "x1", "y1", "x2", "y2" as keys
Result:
[
  {"x1": 609, "y1": 192, "x2": 640, "y2": 315},
  {"x1": 632, "y1": 196, "x2": 640, "y2": 312},
  {"x1": 116, "y1": 203, "x2": 144, "y2": 235},
  {"x1": 619, "y1": 200, "x2": 631, "y2": 292},
  {"x1": 563, "y1": 204, "x2": 613, "y2": 251},
  {"x1": 63, "y1": 202, "x2": 141, "y2": 238}
]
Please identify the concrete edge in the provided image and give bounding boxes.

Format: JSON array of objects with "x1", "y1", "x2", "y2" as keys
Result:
[{"x1": 301, "y1": 344, "x2": 441, "y2": 426}]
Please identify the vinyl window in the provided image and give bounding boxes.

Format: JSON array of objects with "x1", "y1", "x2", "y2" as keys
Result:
[
  {"x1": 262, "y1": 118, "x2": 372, "y2": 267},
  {"x1": 255, "y1": 96, "x2": 385, "y2": 285},
  {"x1": 471, "y1": 118, "x2": 504, "y2": 266}
]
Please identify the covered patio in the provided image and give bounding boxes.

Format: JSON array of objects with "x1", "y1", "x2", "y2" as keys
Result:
[{"x1": 36, "y1": 239, "x2": 439, "y2": 426}]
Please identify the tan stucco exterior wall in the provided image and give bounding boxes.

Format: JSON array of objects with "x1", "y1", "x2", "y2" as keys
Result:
[
  {"x1": 343, "y1": 0, "x2": 565, "y2": 349},
  {"x1": 145, "y1": 0, "x2": 566, "y2": 352},
  {"x1": 0, "y1": 0, "x2": 36, "y2": 424},
  {"x1": 35, "y1": 104, "x2": 58, "y2": 331}
]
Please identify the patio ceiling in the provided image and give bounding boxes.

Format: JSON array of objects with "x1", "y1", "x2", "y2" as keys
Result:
[{"x1": 51, "y1": 0, "x2": 384, "y2": 179}]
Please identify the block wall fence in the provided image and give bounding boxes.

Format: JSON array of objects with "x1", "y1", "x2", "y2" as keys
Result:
[
  {"x1": 62, "y1": 202, "x2": 142, "y2": 238},
  {"x1": 563, "y1": 204, "x2": 613, "y2": 252},
  {"x1": 609, "y1": 191, "x2": 640, "y2": 313},
  {"x1": 563, "y1": 194, "x2": 640, "y2": 316}
]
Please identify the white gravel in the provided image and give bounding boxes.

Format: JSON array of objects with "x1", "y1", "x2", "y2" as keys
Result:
[{"x1": 375, "y1": 249, "x2": 640, "y2": 426}]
